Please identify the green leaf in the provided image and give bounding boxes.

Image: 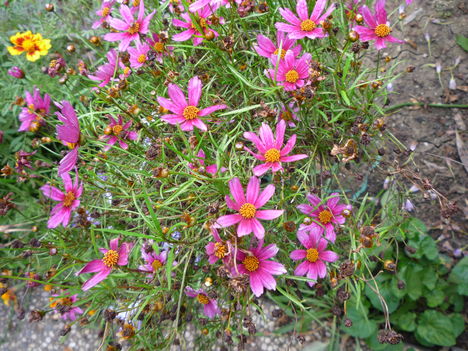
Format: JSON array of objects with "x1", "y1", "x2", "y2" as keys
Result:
[
  {"x1": 416, "y1": 310, "x2": 458, "y2": 346},
  {"x1": 448, "y1": 257, "x2": 468, "y2": 295},
  {"x1": 420, "y1": 236, "x2": 438, "y2": 261},
  {"x1": 422, "y1": 268, "x2": 438, "y2": 290},
  {"x1": 425, "y1": 288, "x2": 445, "y2": 307},
  {"x1": 400, "y1": 264, "x2": 423, "y2": 300},
  {"x1": 449, "y1": 313, "x2": 465, "y2": 338},
  {"x1": 394, "y1": 312, "x2": 416, "y2": 332},
  {"x1": 455, "y1": 34, "x2": 468, "y2": 52},
  {"x1": 365, "y1": 275, "x2": 400, "y2": 313},
  {"x1": 402, "y1": 217, "x2": 427, "y2": 239},
  {"x1": 342, "y1": 298, "x2": 377, "y2": 338}
]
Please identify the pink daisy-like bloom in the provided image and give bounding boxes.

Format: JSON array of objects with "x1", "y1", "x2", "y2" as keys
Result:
[
  {"x1": 234, "y1": 242, "x2": 286, "y2": 297},
  {"x1": 254, "y1": 32, "x2": 302, "y2": 64},
  {"x1": 55, "y1": 101, "x2": 81, "y2": 175},
  {"x1": 102, "y1": 115, "x2": 138, "y2": 151},
  {"x1": 50, "y1": 293, "x2": 83, "y2": 321},
  {"x1": 275, "y1": 0, "x2": 335, "y2": 40},
  {"x1": 139, "y1": 246, "x2": 168, "y2": 276},
  {"x1": 128, "y1": 42, "x2": 151, "y2": 68},
  {"x1": 297, "y1": 193, "x2": 351, "y2": 243},
  {"x1": 188, "y1": 149, "x2": 226, "y2": 175},
  {"x1": 243, "y1": 120, "x2": 308, "y2": 177},
  {"x1": 172, "y1": 6, "x2": 224, "y2": 46},
  {"x1": 76, "y1": 237, "x2": 133, "y2": 291},
  {"x1": 18, "y1": 88, "x2": 51, "y2": 132},
  {"x1": 104, "y1": 0, "x2": 155, "y2": 51},
  {"x1": 215, "y1": 176, "x2": 284, "y2": 240},
  {"x1": 353, "y1": 0, "x2": 405, "y2": 50},
  {"x1": 189, "y1": 0, "x2": 230, "y2": 13},
  {"x1": 92, "y1": 0, "x2": 116, "y2": 29},
  {"x1": 40, "y1": 172, "x2": 83, "y2": 228},
  {"x1": 156, "y1": 76, "x2": 227, "y2": 132},
  {"x1": 146, "y1": 33, "x2": 173, "y2": 63},
  {"x1": 205, "y1": 226, "x2": 232, "y2": 264},
  {"x1": 88, "y1": 49, "x2": 130, "y2": 87},
  {"x1": 278, "y1": 102, "x2": 300, "y2": 127},
  {"x1": 267, "y1": 51, "x2": 311, "y2": 91},
  {"x1": 290, "y1": 231, "x2": 338, "y2": 287},
  {"x1": 185, "y1": 286, "x2": 220, "y2": 318}
]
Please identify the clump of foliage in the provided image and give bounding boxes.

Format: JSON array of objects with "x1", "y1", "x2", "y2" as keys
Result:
[{"x1": 1, "y1": 0, "x2": 465, "y2": 350}]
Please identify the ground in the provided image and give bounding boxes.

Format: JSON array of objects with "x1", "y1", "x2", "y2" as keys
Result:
[{"x1": 0, "y1": 0, "x2": 467, "y2": 350}]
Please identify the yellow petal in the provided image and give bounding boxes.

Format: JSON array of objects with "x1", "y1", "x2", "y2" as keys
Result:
[
  {"x1": 26, "y1": 51, "x2": 41, "y2": 62},
  {"x1": 7, "y1": 46, "x2": 23, "y2": 55}
]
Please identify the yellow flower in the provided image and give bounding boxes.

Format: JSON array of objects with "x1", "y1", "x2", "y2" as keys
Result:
[
  {"x1": 1, "y1": 290, "x2": 16, "y2": 306},
  {"x1": 7, "y1": 31, "x2": 51, "y2": 62}
]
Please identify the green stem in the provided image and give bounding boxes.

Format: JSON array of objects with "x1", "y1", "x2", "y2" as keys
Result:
[{"x1": 385, "y1": 102, "x2": 468, "y2": 113}]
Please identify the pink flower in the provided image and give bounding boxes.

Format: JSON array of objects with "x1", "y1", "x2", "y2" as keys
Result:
[
  {"x1": 290, "y1": 231, "x2": 338, "y2": 287},
  {"x1": 92, "y1": 0, "x2": 116, "y2": 29},
  {"x1": 254, "y1": 32, "x2": 302, "y2": 64},
  {"x1": 8, "y1": 66, "x2": 25, "y2": 79},
  {"x1": 55, "y1": 101, "x2": 81, "y2": 175},
  {"x1": 297, "y1": 193, "x2": 351, "y2": 243},
  {"x1": 50, "y1": 293, "x2": 83, "y2": 321},
  {"x1": 128, "y1": 42, "x2": 150, "y2": 68},
  {"x1": 104, "y1": 0, "x2": 155, "y2": 51},
  {"x1": 76, "y1": 237, "x2": 133, "y2": 291},
  {"x1": 146, "y1": 33, "x2": 173, "y2": 63},
  {"x1": 40, "y1": 172, "x2": 83, "y2": 228},
  {"x1": 185, "y1": 286, "x2": 220, "y2": 318},
  {"x1": 25, "y1": 272, "x2": 41, "y2": 288},
  {"x1": 139, "y1": 247, "x2": 167, "y2": 275},
  {"x1": 205, "y1": 226, "x2": 232, "y2": 264},
  {"x1": 267, "y1": 51, "x2": 311, "y2": 91},
  {"x1": 278, "y1": 102, "x2": 300, "y2": 127},
  {"x1": 215, "y1": 176, "x2": 283, "y2": 240},
  {"x1": 18, "y1": 88, "x2": 51, "y2": 132},
  {"x1": 88, "y1": 49, "x2": 129, "y2": 87},
  {"x1": 406, "y1": 0, "x2": 412, "y2": 4},
  {"x1": 172, "y1": 6, "x2": 224, "y2": 46},
  {"x1": 275, "y1": 0, "x2": 335, "y2": 40},
  {"x1": 235, "y1": 243, "x2": 286, "y2": 297},
  {"x1": 243, "y1": 120, "x2": 307, "y2": 176},
  {"x1": 353, "y1": 0, "x2": 405, "y2": 50},
  {"x1": 189, "y1": 0, "x2": 230, "y2": 13},
  {"x1": 102, "y1": 115, "x2": 138, "y2": 151},
  {"x1": 188, "y1": 150, "x2": 226, "y2": 175},
  {"x1": 156, "y1": 76, "x2": 227, "y2": 132}
]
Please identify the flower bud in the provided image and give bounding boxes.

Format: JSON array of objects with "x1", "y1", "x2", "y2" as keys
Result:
[
  {"x1": 8, "y1": 66, "x2": 25, "y2": 79},
  {"x1": 45, "y1": 3, "x2": 54, "y2": 11},
  {"x1": 348, "y1": 30, "x2": 359, "y2": 42},
  {"x1": 355, "y1": 14, "x2": 363, "y2": 24}
]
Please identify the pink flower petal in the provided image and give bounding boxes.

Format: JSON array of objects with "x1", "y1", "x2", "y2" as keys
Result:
[
  {"x1": 294, "y1": 261, "x2": 310, "y2": 276},
  {"x1": 188, "y1": 76, "x2": 202, "y2": 106},
  {"x1": 237, "y1": 219, "x2": 253, "y2": 237},
  {"x1": 198, "y1": 104, "x2": 227, "y2": 117},
  {"x1": 296, "y1": 0, "x2": 309, "y2": 20},
  {"x1": 290, "y1": 249, "x2": 306, "y2": 260},
  {"x1": 229, "y1": 177, "x2": 246, "y2": 204},
  {"x1": 261, "y1": 261, "x2": 287, "y2": 275},
  {"x1": 216, "y1": 214, "x2": 242, "y2": 227},
  {"x1": 76, "y1": 259, "x2": 106, "y2": 275},
  {"x1": 254, "y1": 184, "x2": 275, "y2": 208},
  {"x1": 81, "y1": 268, "x2": 111, "y2": 291},
  {"x1": 246, "y1": 176, "x2": 260, "y2": 204},
  {"x1": 253, "y1": 163, "x2": 272, "y2": 177},
  {"x1": 320, "y1": 250, "x2": 338, "y2": 262},
  {"x1": 250, "y1": 218, "x2": 265, "y2": 239},
  {"x1": 255, "y1": 209, "x2": 283, "y2": 220},
  {"x1": 249, "y1": 272, "x2": 264, "y2": 297},
  {"x1": 279, "y1": 8, "x2": 301, "y2": 25}
]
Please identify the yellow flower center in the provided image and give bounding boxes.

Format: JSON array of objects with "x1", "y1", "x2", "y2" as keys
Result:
[
  {"x1": 264, "y1": 148, "x2": 281, "y2": 163},
  {"x1": 29, "y1": 120, "x2": 41, "y2": 132},
  {"x1": 63, "y1": 191, "x2": 75, "y2": 207},
  {"x1": 318, "y1": 210, "x2": 333, "y2": 224},
  {"x1": 123, "y1": 66, "x2": 131, "y2": 75},
  {"x1": 374, "y1": 24, "x2": 391, "y2": 38},
  {"x1": 128, "y1": 22, "x2": 140, "y2": 34},
  {"x1": 66, "y1": 142, "x2": 77, "y2": 149},
  {"x1": 102, "y1": 7, "x2": 110, "y2": 16},
  {"x1": 300, "y1": 19, "x2": 316, "y2": 32},
  {"x1": 153, "y1": 42, "x2": 165, "y2": 52},
  {"x1": 285, "y1": 69, "x2": 299, "y2": 83},
  {"x1": 22, "y1": 39, "x2": 36, "y2": 52},
  {"x1": 239, "y1": 203, "x2": 256, "y2": 219},
  {"x1": 102, "y1": 249, "x2": 119, "y2": 268},
  {"x1": 151, "y1": 259, "x2": 163, "y2": 271},
  {"x1": 273, "y1": 48, "x2": 287, "y2": 59},
  {"x1": 196, "y1": 294, "x2": 210, "y2": 305},
  {"x1": 242, "y1": 256, "x2": 259, "y2": 272},
  {"x1": 112, "y1": 124, "x2": 123, "y2": 135},
  {"x1": 183, "y1": 105, "x2": 199, "y2": 120},
  {"x1": 137, "y1": 54, "x2": 146, "y2": 63},
  {"x1": 214, "y1": 242, "x2": 227, "y2": 258},
  {"x1": 306, "y1": 248, "x2": 319, "y2": 263}
]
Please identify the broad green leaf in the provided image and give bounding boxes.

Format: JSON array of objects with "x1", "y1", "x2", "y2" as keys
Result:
[
  {"x1": 455, "y1": 34, "x2": 468, "y2": 52},
  {"x1": 342, "y1": 298, "x2": 377, "y2": 338},
  {"x1": 448, "y1": 257, "x2": 468, "y2": 295},
  {"x1": 394, "y1": 312, "x2": 416, "y2": 332},
  {"x1": 416, "y1": 310, "x2": 458, "y2": 346},
  {"x1": 425, "y1": 288, "x2": 445, "y2": 307}
]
